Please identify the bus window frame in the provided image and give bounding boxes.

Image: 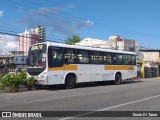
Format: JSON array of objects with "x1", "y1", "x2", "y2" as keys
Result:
[
  {"x1": 131, "y1": 55, "x2": 136, "y2": 65},
  {"x1": 91, "y1": 51, "x2": 103, "y2": 64},
  {"x1": 64, "y1": 48, "x2": 77, "y2": 64},
  {"x1": 48, "y1": 46, "x2": 64, "y2": 67},
  {"x1": 123, "y1": 54, "x2": 132, "y2": 65},
  {"x1": 77, "y1": 49, "x2": 90, "y2": 64},
  {"x1": 103, "y1": 52, "x2": 113, "y2": 65},
  {"x1": 114, "y1": 53, "x2": 123, "y2": 65}
]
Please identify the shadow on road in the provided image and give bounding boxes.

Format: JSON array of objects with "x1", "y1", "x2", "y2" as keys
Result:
[{"x1": 42, "y1": 80, "x2": 144, "y2": 91}]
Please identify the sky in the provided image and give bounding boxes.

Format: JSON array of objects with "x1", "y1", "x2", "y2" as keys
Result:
[{"x1": 0, "y1": 0, "x2": 160, "y2": 54}]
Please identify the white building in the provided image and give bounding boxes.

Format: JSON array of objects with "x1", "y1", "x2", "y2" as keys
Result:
[
  {"x1": 18, "y1": 30, "x2": 38, "y2": 56},
  {"x1": 30, "y1": 26, "x2": 45, "y2": 42},
  {"x1": 75, "y1": 36, "x2": 139, "y2": 52}
]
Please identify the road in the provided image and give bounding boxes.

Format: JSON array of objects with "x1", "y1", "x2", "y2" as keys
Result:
[{"x1": 0, "y1": 78, "x2": 160, "y2": 120}]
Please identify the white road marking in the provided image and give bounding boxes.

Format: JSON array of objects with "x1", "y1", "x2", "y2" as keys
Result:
[{"x1": 59, "y1": 94, "x2": 160, "y2": 120}]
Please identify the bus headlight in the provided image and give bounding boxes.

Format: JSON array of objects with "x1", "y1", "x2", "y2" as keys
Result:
[{"x1": 39, "y1": 72, "x2": 47, "y2": 78}]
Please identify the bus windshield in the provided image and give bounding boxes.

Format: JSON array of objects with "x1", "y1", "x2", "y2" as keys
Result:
[{"x1": 27, "y1": 44, "x2": 47, "y2": 75}]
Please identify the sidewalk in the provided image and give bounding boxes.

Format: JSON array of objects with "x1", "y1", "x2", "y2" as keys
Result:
[{"x1": 139, "y1": 77, "x2": 160, "y2": 81}]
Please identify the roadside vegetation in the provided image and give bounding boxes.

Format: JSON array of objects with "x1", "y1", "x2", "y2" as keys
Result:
[
  {"x1": 0, "y1": 72, "x2": 36, "y2": 93},
  {"x1": 65, "y1": 35, "x2": 81, "y2": 45}
]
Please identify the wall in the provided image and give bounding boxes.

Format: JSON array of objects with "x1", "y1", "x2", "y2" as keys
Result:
[
  {"x1": 144, "y1": 61, "x2": 159, "y2": 78},
  {"x1": 143, "y1": 52, "x2": 159, "y2": 62},
  {"x1": 13, "y1": 56, "x2": 26, "y2": 65}
]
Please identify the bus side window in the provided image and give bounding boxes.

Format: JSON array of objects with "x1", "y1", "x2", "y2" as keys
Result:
[
  {"x1": 91, "y1": 51, "x2": 103, "y2": 64},
  {"x1": 77, "y1": 50, "x2": 89, "y2": 63},
  {"x1": 48, "y1": 47, "x2": 63, "y2": 67},
  {"x1": 114, "y1": 54, "x2": 123, "y2": 65},
  {"x1": 123, "y1": 54, "x2": 132, "y2": 65},
  {"x1": 131, "y1": 55, "x2": 136, "y2": 65},
  {"x1": 103, "y1": 52, "x2": 112, "y2": 64},
  {"x1": 64, "y1": 49, "x2": 76, "y2": 63}
]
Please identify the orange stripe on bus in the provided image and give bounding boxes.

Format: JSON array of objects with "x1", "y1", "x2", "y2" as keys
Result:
[
  {"x1": 104, "y1": 65, "x2": 134, "y2": 70},
  {"x1": 48, "y1": 64, "x2": 78, "y2": 71}
]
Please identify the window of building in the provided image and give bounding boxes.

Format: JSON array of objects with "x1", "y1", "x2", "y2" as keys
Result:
[{"x1": 16, "y1": 58, "x2": 18, "y2": 62}]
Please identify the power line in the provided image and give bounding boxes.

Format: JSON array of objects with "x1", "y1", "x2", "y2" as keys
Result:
[
  {"x1": 22, "y1": 0, "x2": 158, "y2": 38},
  {"x1": 0, "y1": 31, "x2": 65, "y2": 43},
  {"x1": 1, "y1": 0, "x2": 160, "y2": 43},
  {"x1": 2, "y1": 0, "x2": 140, "y2": 37}
]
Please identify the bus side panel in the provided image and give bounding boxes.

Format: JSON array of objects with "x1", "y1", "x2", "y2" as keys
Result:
[
  {"x1": 103, "y1": 70, "x2": 115, "y2": 81},
  {"x1": 103, "y1": 65, "x2": 137, "y2": 81},
  {"x1": 47, "y1": 70, "x2": 64, "y2": 85},
  {"x1": 91, "y1": 65, "x2": 103, "y2": 82},
  {"x1": 121, "y1": 66, "x2": 137, "y2": 79},
  {"x1": 76, "y1": 64, "x2": 91, "y2": 83}
]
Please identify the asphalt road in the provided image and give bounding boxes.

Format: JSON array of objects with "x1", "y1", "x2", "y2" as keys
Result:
[{"x1": 0, "y1": 78, "x2": 160, "y2": 120}]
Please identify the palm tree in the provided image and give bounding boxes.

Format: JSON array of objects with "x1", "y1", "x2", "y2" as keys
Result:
[{"x1": 65, "y1": 35, "x2": 81, "y2": 45}]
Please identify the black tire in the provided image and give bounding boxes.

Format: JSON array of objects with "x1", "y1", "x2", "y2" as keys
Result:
[
  {"x1": 114, "y1": 74, "x2": 122, "y2": 85},
  {"x1": 64, "y1": 75, "x2": 75, "y2": 89}
]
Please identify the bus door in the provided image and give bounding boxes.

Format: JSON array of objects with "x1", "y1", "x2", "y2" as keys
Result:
[
  {"x1": 48, "y1": 46, "x2": 64, "y2": 85},
  {"x1": 77, "y1": 50, "x2": 91, "y2": 82},
  {"x1": 91, "y1": 51, "x2": 103, "y2": 82}
]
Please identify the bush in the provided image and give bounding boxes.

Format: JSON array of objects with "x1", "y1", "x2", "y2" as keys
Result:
[
  {"x1": 0, "y1": 72, "x2": 37, "y2": 92},
  {"x1": 26, "y1": 77, "x2": 37, "y2": 90},
  {"x1": 0, "y1": 73, "x2": 22, "y2": 92},
  {"x1": 18, "y1": 72, "x2": 27, "y2": 86}
]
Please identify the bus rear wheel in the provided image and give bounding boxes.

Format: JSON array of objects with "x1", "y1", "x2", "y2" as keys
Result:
[
  {"x1": 114, "y1": 74, "x2": 122, "y2": 85},
  {"x1": 64, "y1": 75, "x2": 75, "y2": 89}
]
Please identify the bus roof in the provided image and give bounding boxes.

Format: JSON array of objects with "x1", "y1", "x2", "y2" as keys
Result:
[{"x1": 33, "y1": 41, "x2": 136, "y2": 55}]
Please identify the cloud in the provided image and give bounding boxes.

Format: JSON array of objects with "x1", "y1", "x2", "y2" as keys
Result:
[
  {"x1": 0, "y1": 34, "x2": 17, "y2": 55},
  {"x1": 18, "y1": 5, "x2": 93, "y2": 37},
  {"x1": 0, "y1": 10, "x2": 4, "y2": 18},
  {"x1": 5, "y1": 42, "x2": 17, "y2": 49}
]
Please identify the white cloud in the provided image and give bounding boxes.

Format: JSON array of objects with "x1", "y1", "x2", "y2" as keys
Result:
[
  {"x1": 18, "y1": 5, "x2": 94, "y2": 37},
  {"x1": 86, "y1": 20, "x2": 94, "y2": 26},
  {"x1": 0, "y1": 34, "x2": 17, "y2": 55},
  {"x1": 5, "y1": 41, "x2": 17, "y2": 49},
  {"x1": 0, "y1": 10, "x2": 4, "y2": 18}
]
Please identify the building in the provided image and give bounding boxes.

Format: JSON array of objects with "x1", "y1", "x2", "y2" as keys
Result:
[
  {"x1": 0, "y1": 51, "x2": 27, "y2": 72},
  {"x1": 18, "y1": 26, "x2": 45, "y2": 56},
  {"x1": 76, "y1": 36, "x2": 138, "y2": 52},
  {"x1": 18, "y1": 30, "x2": 37, "y2": 56},
  {"x1": 30, "y1": 26, "x2": 45, "y2": 43},
  {"x1": 139, "y1": 49, "x2": 160, "y2": 78}
]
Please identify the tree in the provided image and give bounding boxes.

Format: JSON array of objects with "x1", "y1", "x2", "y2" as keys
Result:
[{"x1": 65, "y1": 35, "x2": 81, "y2": 45}]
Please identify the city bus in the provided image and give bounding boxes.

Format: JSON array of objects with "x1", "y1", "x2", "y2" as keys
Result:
[{"x1": 27, "y1": 41, "x2": 137, "y2": 89}]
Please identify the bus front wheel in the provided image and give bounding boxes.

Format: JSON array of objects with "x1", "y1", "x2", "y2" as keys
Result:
[
  {"x1": 64, "y1": 75, "x2": 75, "y2": 89},
  {"x1": 114, "y1": 74, "x2": 122, "y2": 85}
]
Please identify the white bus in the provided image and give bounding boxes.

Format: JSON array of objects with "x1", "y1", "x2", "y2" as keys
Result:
[{"x1": 27, "y1": 42, "x2": 137, "y2": 89}]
